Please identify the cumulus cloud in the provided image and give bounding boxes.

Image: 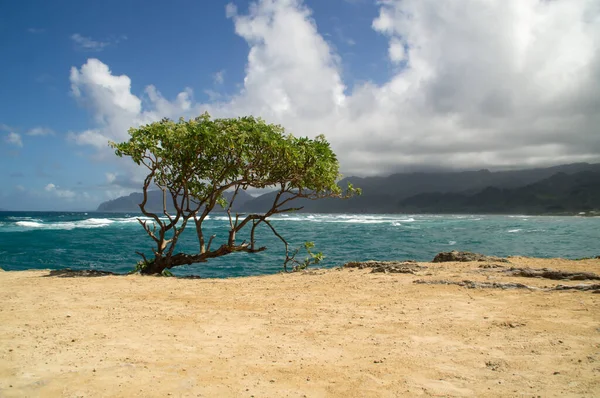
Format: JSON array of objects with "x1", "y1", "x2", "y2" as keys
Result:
[
  {"x1": 5, "y1": 132, "x2": 23, "y2": 147},
  {"x1": 27, "y1": 126, "x2": 54, "y2": 136},
  {"x1": 44, "y1": 183, "x2": 76, "y2": 199},
  {"x1": 68, "y1": 0, "x2": 600, "y2": 178}
]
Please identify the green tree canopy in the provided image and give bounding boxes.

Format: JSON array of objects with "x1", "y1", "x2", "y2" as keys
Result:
[{"x1": 110, "y1": 113, "x2": 359, "y2": 275}]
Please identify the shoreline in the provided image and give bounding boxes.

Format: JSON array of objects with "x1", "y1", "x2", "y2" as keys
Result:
[
  {"x1": 2, "y1": 209, "x2": 600, "y2": 216},
  {"x1": 1, "y1": 256, "x2": 599, "y2": 397},
  {"x1": 2, "y1": 252, "x2": 599, "y2": 277}
]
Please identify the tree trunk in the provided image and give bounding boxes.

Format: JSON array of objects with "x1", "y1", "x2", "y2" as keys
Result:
[{"x1": 140, "y1": 255, "x2": 170, "y2": 275}]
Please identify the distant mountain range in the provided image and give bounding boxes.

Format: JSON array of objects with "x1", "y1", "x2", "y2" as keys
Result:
[
  {"x1": 97, "y1": 190, "x2": 253, "y2": 213},
  {"x1": 97, "y1": 163, "x2": 600, "y2": 215},
  {"x1": 396, "y1": 171, "x2": 600, "y2": 214}
]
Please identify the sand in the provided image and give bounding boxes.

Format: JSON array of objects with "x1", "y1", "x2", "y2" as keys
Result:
[{"x1": 0, "y1": 257, "x2": 599, "y2": 397}]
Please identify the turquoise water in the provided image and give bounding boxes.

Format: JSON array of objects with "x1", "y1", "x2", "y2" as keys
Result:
[{"x1": 1, "y1": 212, "x2": 598, "y2": 277}]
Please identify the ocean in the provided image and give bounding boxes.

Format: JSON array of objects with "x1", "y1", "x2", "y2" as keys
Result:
[{"x1": 1, "y1": 211, "x2": 598, "y2": 277}]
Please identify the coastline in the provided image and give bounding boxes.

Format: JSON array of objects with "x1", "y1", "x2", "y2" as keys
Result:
[{"x1": 1, "y1": 256, "x2": 599, "y2": 397}]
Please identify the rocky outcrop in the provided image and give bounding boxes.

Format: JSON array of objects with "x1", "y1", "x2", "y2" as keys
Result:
[
  {"x1": 432, "y1": 251, "x2": 509, "y2": 263},
  {"x1": 414, "y1": 279, "x2": 532, "y2": 290},
  {"x1": 343, "y1": 260, "x2": 425, "y2": 274},
  {"x1": 552, "y1": 284, "x2": 600, "y2": 292},
  {"x1": 413, "y1": 279, "x2": 600, "y2": 293},
  {"x1": 44, "y1": 269, "x2": 119, "y2": 277},
  {"x1": 505, "y1": 267, "x2": 600, "y2": 281}
]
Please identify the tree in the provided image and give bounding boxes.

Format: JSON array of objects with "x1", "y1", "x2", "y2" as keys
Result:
[{"x1": 110, "y1": 113, "x2": 359, "y2": 275}]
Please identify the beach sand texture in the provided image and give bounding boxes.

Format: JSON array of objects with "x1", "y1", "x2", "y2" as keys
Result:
[{"x1": 1, "y1": 257, "x2": 599, "y2": 397}]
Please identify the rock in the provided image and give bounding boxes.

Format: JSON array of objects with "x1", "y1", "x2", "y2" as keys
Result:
[
  {"x1": 343, "y1": 260, "x2": 426, "y2": 274},
  {"x1": 506, "y1": 267, "x2": 600, "y2": 281},
  {"x1": 414, "y1": 279, "x2": 535, "y2": 290},
  {"x1": 370, "y1": 266, "x2": 422, "y2": 274},
  {"x1": 432, "y1": 251, "x2": 509, "y2": 263},
  {"x1": 45, "y1": 269, "x2": 119, "y2": 278},
  {"x1": 413, "y1": 279, "x2": 600, "y2": 293},
  {"x1": 551, "y1": 284, "x2": 600, "y2": 292},
  {"x1": 478, "y1": 264, "x2": 506, "y2": 269},
  {"x1": 485, "y1": 360, "x2": 506, "y2": 371},
  {"x1": 493, "y1": 321, "x2": 526, "y2": 328},
  {"x1": 343, "y1": 260, "x2": 420, "y2": 269}
]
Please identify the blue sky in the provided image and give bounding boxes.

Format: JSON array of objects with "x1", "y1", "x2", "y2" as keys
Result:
[{"x1": 1, "y1": 0, "x2": 599, "y2": 210}]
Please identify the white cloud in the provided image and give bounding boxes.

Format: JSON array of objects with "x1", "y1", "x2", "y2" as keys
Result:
[
  {"x1": 6, "y1": 132, "x2": 23, "y2": 147},
  {"x1": 204, "y1": 89, "x2": 224, "y2": 101},
  {"x1": 225, "y1": 3, "x2": 238, "y2": 18},
  {"x1": 68, "y1": 58, "x2": 197, "y2": 189},
  {"x1": 44, "y1": 183, "x2": 76, "y2": 199},
  {"x1": 71, "y1": 33, "x2": 110, "y2": 51},
  {"x1": 27, "y1": 127, "x2": 54, "y2": 136},
  {"x1": 213, "y1": 70, "x2": 225, "y2": 84},
  {"x1": 70, "y1": 33, "x2": 125, "y2": 52},
  {"x1": 388, "y1": 38, "x2": 405, "y2": 63},
  {"x1": 28, "y1": 28, "x2": 45, "y2": 34},
  {"x1": 68, "y1": 0, "x2": 600, "y2": 178},
  {"x1": 67, "y1": 129, "x2": 111, "y2": 149},
  {"x1": 222, "y1": 0, "x2": 346, "y2": 120},
  {"x1": 105, "y1": 172, "x2": 116, "y2": 184}
]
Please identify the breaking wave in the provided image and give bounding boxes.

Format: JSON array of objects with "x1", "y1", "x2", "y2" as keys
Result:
[{"x1": 14, "y1": 218, "x2": 115, "y2": 230}]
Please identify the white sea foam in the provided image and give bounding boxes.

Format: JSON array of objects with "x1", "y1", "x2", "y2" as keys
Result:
[
  {"x1": 507, "y1": 229, "x2": 522, "y2": 233},
  {"x1": 264, "y1": 214, "x2": 419, "y2": 224},
  {"x1": 8, "y1": 216, "x2": 43, "y2": 222},
  {"x1": 81, "y1": 218, "x2": 114, "y2": 226},
  {"x1": 15, "y1": 218, "x2": 114, "y2": 230},
  {"x1": 10, "y1": 213, "x2": 423, "y2": 230},
  {"x1": 340, "y1": 219, "x2": 389, "y2": 224},
  {"x1": 16, "y1": 221, "x2": 45, "y2": 228},
  {"x1": 448, "y1": 240, "x2": 457, "y2": 245}
]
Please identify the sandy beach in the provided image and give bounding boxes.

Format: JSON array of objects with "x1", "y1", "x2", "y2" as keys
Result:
[{"x1": 1, "y1": 256, "x2": 599, "y2": 397}]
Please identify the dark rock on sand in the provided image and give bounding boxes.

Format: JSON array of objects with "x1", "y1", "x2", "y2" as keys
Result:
[
  {"x1": 414, "y1": 279, "x2": 600, "y2": 293},
  {"x1": 432, "y1": 251, "x2": 509, "y2": 263},
  {"x1": 343, "y1": 260, "x2": 425, "y2": 274},
  {"x1": 45, "y1": 269, "x2": 120, "y2": 278},
  {"x1": 414, "y1": 279, "x2": 533, "y2": 290},
  {"x1": 506, "y1": 267, "x2": 600, "y2": 281}
]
